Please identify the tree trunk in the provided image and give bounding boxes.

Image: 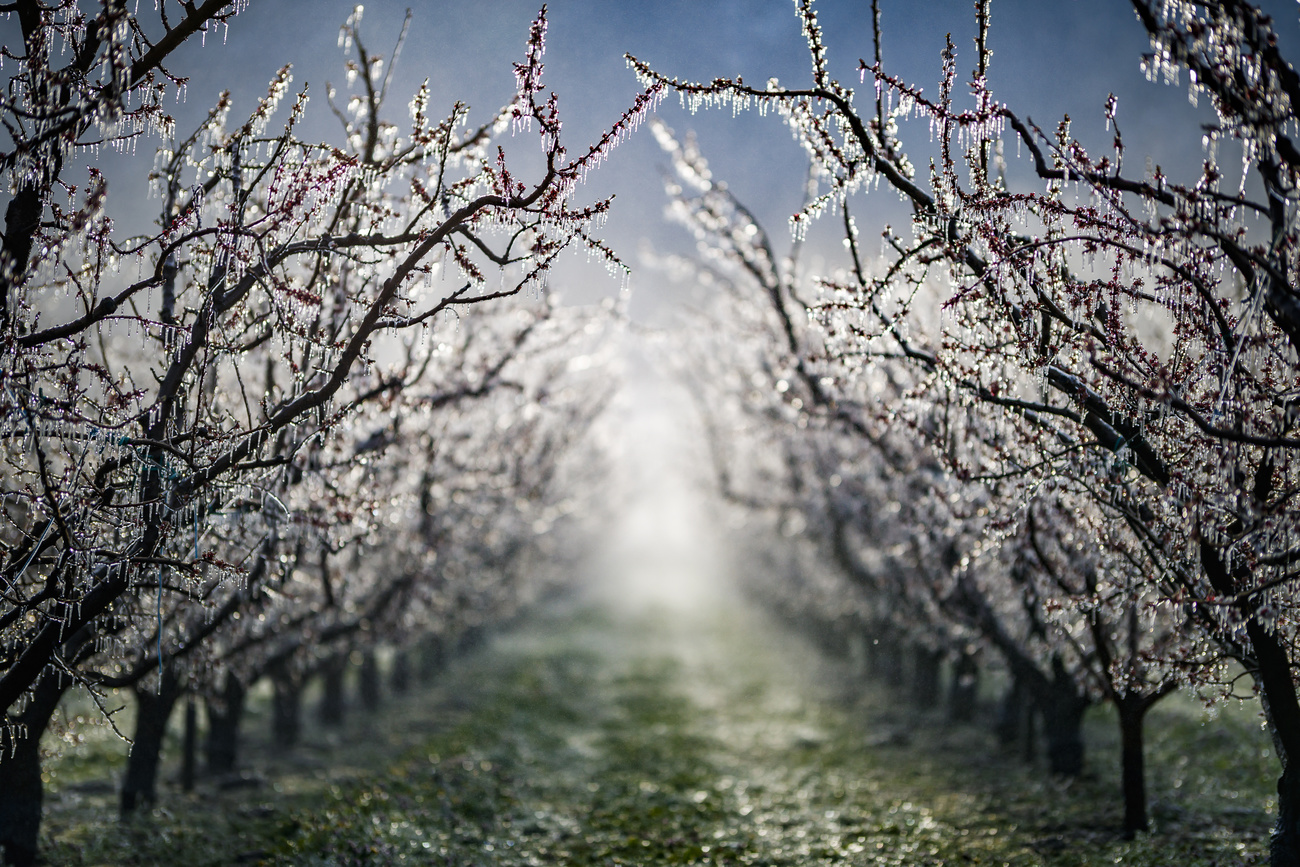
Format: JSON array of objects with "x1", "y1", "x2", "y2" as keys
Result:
[
  {"x1": 120, "y1": 666, "x2": 184, "y2": 817},
  {"x1": 1201, "y1": 542, "x2": 1300, "y2": 867},
  {"x1": 1116, "y1": 696, "x2": 1150, "y2": 838},
  {"x1": 996, "y1": 675, "x2": 1028, "y2": 748},
  {"x1": 1242, "y1": 619, "x2": 1300, "y2": 866},
  {"x1": 390, "y1": 649, "x2": 411, "y2": 696},
  {"x1": 948, "y1": 650, "x2": 980, "y2": 723},
  {"x1": 457, "y1": 624, "x2": 485, "y2": 655},
  {"x1": 876, "y1": 637, "x2": 905, "y2": 688},
  {"x1": 180, "y1": 695, "x2": 197, "y2": 793},
  {"x1": 821, "y1": 620, "x2": 849, "y2": 658},
  {"x1": 0, "y1": 674, "x2": 68, "y2": 867},
  {"x1": 204, "y1": 676, "x2": 246, "y2": 777},
  {"x1": 0, "y1": 728, "x2": 46, "y2": 867},
  {"x1": 418, "y1": 635, "x2": 445, "y2": 683},
  {"x1": 846, "y1": 629, "x2": 869, "y2": 678},
  {"x1": 318, "y1": 653, "x2": 347, "y2": 727},
  {"x1": 357, "y1": 648, "x2": 381, "y2": 713},
  {"x1": 1, "y1": 182, "x2": 49, "y2": 331},
  {"x1": 911, "y1": 645, "x2": 943, "y2": 709},
  {"x1": 1275, "y1": 763, "x2": 1300, "y2": 867},
  {"x1": 1038, "y1": 658, "x2": 1089, "y2": 777},
  {"x1": 270, "y1": 667, "x2": 301, "y2": 748},
  {"x1": 1023, "y1": 696, "x2": 1038, "y2": 765},
  {"x1": 1240, "y1": 628, "x2": 1300, "y2": 866}
]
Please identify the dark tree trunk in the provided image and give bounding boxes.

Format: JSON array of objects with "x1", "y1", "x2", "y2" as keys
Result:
[
  {"x1": 180, "y1": 695, "x2": 197, "y2": 793},
  {"x1": 0, "y1": 674, "x2": 68, "y2": 867},
  {"x1": 357, "y1": 648, "x2": 381, "y2": 713},
  {"x1": 1276, "y1": 763, "x2": 1300, "y2": 867},
  {"x1": 204, "y1": 676, "x2": 246, "y2": 777},
  {"x1": 418, "y1": 635, "x2": 445, "y2": 683},
  {"x1": 1, "y1": 183, "x2": 49, "y2": 331},
  {"x1": 390, "y1": 649, "x2": 411, "y2": 696},
  {"x1": 876, "y1": 637, "x2": 905, "y2": 688},
  {"x1": 1042, "y1": 706, "x2": 1085, "y2": 775},
  {"x1": 1241, "y1": 629, "x2": 1300, "y2": 867},
  {"x1": 457, "y1": 624, "x2": 485, "y2": 655},
  {"x1": 846, "y1": 628, "x2": 869, "y2": 678},
  {"x1": 948, "y1": 650, "x2": 980, "y2": 723},
  {"x1": 996, "y1": 675, "x2": 1028, "y2": 747},
  {"x1": 0, "y1": 723, "x2": 45, "y2": 867},
  {"x1": 1037, "y1": 658, "x2": 1089, "y2": 777},
  {"x1": 1244, "y1": 620, "x2": 1300, "y2": 867},
  {"x1": 821, "y1": 620, "x2": 849, "y2": 658},
  {"x1": 270, "y1": 667, "x2": 301, "y2": 748},
  {"x1": 995, "y1": 674, "x2": 1040, "y2": 763},
  {"x1": 1116, "y1": 696, "x2": 1150, "y2": 838},
  {"x1": 120, "y1": 666, "x2": 184, "y2": 817},
  {"x1": 0, "y1": 734, "x2": 44, "y2": 867},
  {"x1": 318, "y1": 653, "x2": 347, "y2": 727},
  {"x1": 911, "y1": 645, "x2": 943, "y2": 709},
  {"x1": 1022, "y1": 697, "x2": 1038, "y2": 764},
  {"x1": 1201, "y1": 540, "x2": 1300, "y2": 867}
]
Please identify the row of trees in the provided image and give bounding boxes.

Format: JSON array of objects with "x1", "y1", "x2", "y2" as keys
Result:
[
  {"x1": 638, "y1": 0, "x2": 1300, "y2": 860},
  {"x1": 110, "y1": 289, "x2": 619, "y2": 815},
  {"x1": 0, "y1": 3, "x2": 648, "y2": 864}
]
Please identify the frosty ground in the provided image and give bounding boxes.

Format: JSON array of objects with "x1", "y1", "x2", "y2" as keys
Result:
[{"x1": 38, "y1": 587, "x2": 1275, "y2": 866}]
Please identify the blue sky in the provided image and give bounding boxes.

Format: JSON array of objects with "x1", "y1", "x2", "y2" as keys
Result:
[{"x1": 15, "y1": 1, "x2": 1300, "y2": 319}]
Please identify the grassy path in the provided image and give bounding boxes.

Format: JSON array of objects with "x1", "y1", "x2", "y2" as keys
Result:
[
  {"x1": 270, "y1": 593, "x2": 1270, "y2": 866},
  {"x1": 39, "y1": 590, "x2": 1274, "y2": 865},
  {"x1": 273, "y1": 598, "x2": 1009, "y2": 866}
]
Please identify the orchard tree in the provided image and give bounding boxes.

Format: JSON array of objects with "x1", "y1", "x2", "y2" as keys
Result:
[
  {"x1": 114, "y1": 290, "x2": 616, "y2": 810},
  {"x1": 652, "y1": 116, "x2": 1155, "y2": 808},
  {"x1": 650, "y1": 120, "x2": 960, "y2": 703},
  {"x1": 637, "y1": 0, "x2": 1300, "y2": 849},
  {"x1": 0, "y1": 2, "x2": 660, "y2": 863}
]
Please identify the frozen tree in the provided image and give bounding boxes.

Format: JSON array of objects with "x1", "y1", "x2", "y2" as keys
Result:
[
  {"x1": 636, "y1": 0, "x2": 1300, "y2": 850},
  {"x1": 652, "y1": 116, "x2": 1134, "y2": 800},
  {"x1": 649, "y1": 121, "x2": 961, "y2": 704},
  {"x1": 0, "y1": 3, "x2": 659, "y2": 862},
  {"x1": 113, "y1": 292, "x2": 618, "y2": 810}
]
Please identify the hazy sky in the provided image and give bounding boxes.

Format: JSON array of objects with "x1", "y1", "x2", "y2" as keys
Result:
[{"x1": 15, "y1": 1, "x2": 1300, "y2": 320}]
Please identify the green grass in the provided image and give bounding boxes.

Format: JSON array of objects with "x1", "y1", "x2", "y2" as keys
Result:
[{"x1": 34, "y1": 599, "x2": 1275, "y2": 866}]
